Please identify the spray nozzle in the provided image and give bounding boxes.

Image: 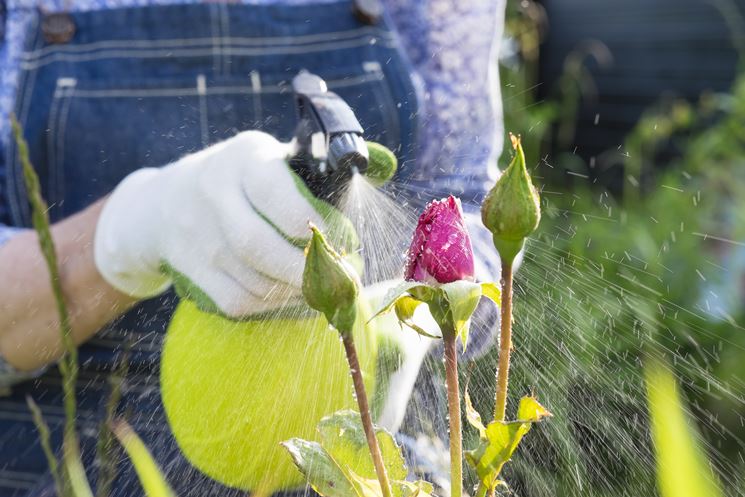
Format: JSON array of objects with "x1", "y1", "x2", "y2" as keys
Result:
[{"x1": 290, "y1": 71, "x2": 369, "y2": 201}]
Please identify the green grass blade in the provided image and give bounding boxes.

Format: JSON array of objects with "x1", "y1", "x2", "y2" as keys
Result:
[
  {"x1": 26, "y1": 396, "x2": 65, "y2": 497},
  {"x1": 645, "y1": 359, "x2": 724, "y2": 497},
  {"x1": 96, "y1": 348, "x2": 130, "y2": 497},
  {"x1": 63, "y1": 432, "x2": 95, "y2": 497},
  {"x1": 112, "y1": 421, "x2": 177, "y2": 497},
  {"x1": 11, "y1": 115, "x2": 79, "y2": 442}
]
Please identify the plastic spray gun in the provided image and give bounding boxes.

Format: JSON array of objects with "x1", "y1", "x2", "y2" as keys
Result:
[{"x1": 288, "y1": 71, "x2": 396, "y2": 203}]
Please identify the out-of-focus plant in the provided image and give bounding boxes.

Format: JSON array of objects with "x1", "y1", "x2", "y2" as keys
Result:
[
  {"x1": 12, "y1": 116, "x2": 142, "y2": 497},
  {"x1": 111, "y1": 421, "x2": 176, "y2": 497},
  {"x1": 645, "y1": 358, "x2": 724, "y2": 497},
  {"x1": 499, "y1": 0, "x2": 610, "y2": 175},
  {"x1": 12, "y1": 115, "x2": 93, "y2": 497}
]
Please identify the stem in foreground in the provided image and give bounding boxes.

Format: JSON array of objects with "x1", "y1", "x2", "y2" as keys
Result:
[
  {"x1": 494, "y1": 260, "x2": 514, "y2": 422},
  {"x1": 443, "y1": 333, "x2": 463, "y2": 497},
  {"x1": 341, "y1": 334, "x2": 393, "y2": 497},
  {"x1": 13, "y1": 115, "x2": 82, "y2": 497}
]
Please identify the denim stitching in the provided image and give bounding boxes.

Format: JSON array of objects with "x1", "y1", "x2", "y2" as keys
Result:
[
  {"x1": 20, "y1": 36, "x2": 396, "y2": 69},
  {"x1": 197, "y1": 74, "x2": 208, "y2": 147},
  {"x1": 20, "y1": 26, "x2": 391, "y2": 61},
  {"x1": 45, "y1": 81, "x2": 65, "y2": 204},
  {"x1": 250, "y1": 70, "x2": 262, "y2": 123},
  {"x1": 60, "y1": 73, "x2": 381, "y2": 98},
  {"x1": 53, "y1": 82, "x2": 76, "y2": 205}
]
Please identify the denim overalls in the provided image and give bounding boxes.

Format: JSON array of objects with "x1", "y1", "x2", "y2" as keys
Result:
[{"x1": 1, "y1": 3, "x2": 419, "y2": 496}]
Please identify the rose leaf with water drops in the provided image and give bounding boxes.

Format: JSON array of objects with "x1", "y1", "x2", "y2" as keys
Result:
[
  {"x1": 282, "y1": 410, "x2": 434, "y2": 497},
  {"x1": 464, "y1": 392, "x2": 552, "y2": 496}
]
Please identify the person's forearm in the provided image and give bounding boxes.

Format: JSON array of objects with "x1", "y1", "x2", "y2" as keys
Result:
[{"x1": 0, "y1": 199, "x2": 138, "y2": 372}]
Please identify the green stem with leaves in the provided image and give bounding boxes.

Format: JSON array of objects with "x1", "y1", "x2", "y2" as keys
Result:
[
  {"x1": 341, "y1": 334, "x2": 393, "y2": 497},
  {"x1": 474, "y1": 260, "x2": 515, "y2": 497},
  {"x1": 443, "y1": 332, "x2": 463, "y2": 497},
  {"x1": 494, "y1": 260, "x2": 514, "y2": 422}
]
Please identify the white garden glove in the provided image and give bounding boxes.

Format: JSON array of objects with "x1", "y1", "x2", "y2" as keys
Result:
[{"x1": 95, "y1": 130, "x2": 356, "y2": 318}]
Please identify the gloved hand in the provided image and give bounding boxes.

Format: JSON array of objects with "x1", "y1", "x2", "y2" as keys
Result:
[{"x1": 94, "y1": 130, "x2": 355, "y2": 318}]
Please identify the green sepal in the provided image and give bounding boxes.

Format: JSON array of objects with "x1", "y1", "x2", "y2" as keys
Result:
[
  {"x1": 440, "y1": 280, "x2": 483, "y2": 347},
  {"x1": 393, "y1": 296, "x2": 441, "y2": 339},
  {"x1": 465, "y1": 396, "x2": 552, "y2": 492},
  {"x1": 371, "y1": 279, "x2": 500, "y2": 347},
  {"x1": 369, "y1": 281, "x2": 431, "y2": 322},
  {"x1": 480, "y1": 282, "x2": 502, "y2": 305}
]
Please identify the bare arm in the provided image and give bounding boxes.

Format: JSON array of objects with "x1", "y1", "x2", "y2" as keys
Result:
[{"x1": 0, "y1": 198, "x2": 138, "y2": 372}]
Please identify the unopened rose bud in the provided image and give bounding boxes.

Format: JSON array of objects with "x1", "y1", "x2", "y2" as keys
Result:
[
  {"x1": 302, "y1": 225, "x2": 360, "y2": 333},
  {"x1": 405, "y1": 195, "x2": 475, "y2": 284},
  {"x1": 481, "y1": 134, "x2": 541, "y2": 264}
]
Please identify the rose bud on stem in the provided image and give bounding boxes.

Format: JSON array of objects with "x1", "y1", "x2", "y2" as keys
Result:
[
  {"x1": 481, "y1": 134, "x2": 540, "y2": 423},
  {"x1": 405, "y1": 196, "x2": 476, "y2": 497},
  {"x1": 302, "y1": 225, "x2": 393, "y2": 497}
]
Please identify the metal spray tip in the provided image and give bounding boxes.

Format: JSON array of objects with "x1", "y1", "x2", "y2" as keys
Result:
[{"x1": 289, "y1": 71, "x2": 369, "y2": 187}]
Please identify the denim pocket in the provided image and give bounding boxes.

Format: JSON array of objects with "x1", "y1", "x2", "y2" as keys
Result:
[
  {"x1": 44, "y1": 63, "x2": 402, "y2": 218},
  {"x1": 45, "y1": 75, "x2": 205, "y2": 217}
]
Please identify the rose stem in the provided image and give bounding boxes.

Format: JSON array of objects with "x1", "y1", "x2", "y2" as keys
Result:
[
  {"x1": 494, "y1": 260, "x2": 514, "y2": 422},
  {"x1": 443, "y1": 332, "x2": 463, "y2": 497},
  {"x1": 342, "y1": 334, "x2": 394, "y2": 497},
  {"x1": 475, "y1": 260, "x2": 516, "y2": 497}
]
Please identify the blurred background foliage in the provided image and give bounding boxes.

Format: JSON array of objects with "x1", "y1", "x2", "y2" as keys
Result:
[{"x1": 466, "y1": 0, "x2": 745, "y2": 495}]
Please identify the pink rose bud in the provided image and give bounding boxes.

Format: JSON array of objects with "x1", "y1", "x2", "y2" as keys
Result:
[{"x1": 404, "y1": 196, "x2": 475, "y2": 284}]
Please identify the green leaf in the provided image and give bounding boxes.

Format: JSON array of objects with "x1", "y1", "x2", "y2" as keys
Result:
[
  {"x1": 645, "y1": 360, "x2": 724, "y2": 497},
  {"x1": 465, "y1": 396, "x2": 551, "y2": 492},
  {"x1": 479, "y1": 282, "x2": 501, "y2": 306},
  {"x1": 398, "y1": 480, "x2": 435, "y2": 497},
  {"x1": 440, "y1": 280, "x2": 483, "y2": 347},
  {"x1": 348, "y1": 471, "x2": 388, "y2": 497},
  {"x1": 318, "y1": 410, "x2": 408, "y2": 482},
  {"x1": 516, "y1": 395, "x2": 552, "y2": 422},
  {"x1": 112, "y1": 421, "x2": 177, "y2": 497},
  {"x1": 282, "y1": 438, "x2": 356, "y2": 497},
  {"x1": 394, "y1": 296, "x2": 441, "y2": 339},
  {"x1": 283, "y1": 410, "x2": 435, "y2": 497},
  {"x1": 464, "y1": 388, "x2": 485, "y2": 438}
]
